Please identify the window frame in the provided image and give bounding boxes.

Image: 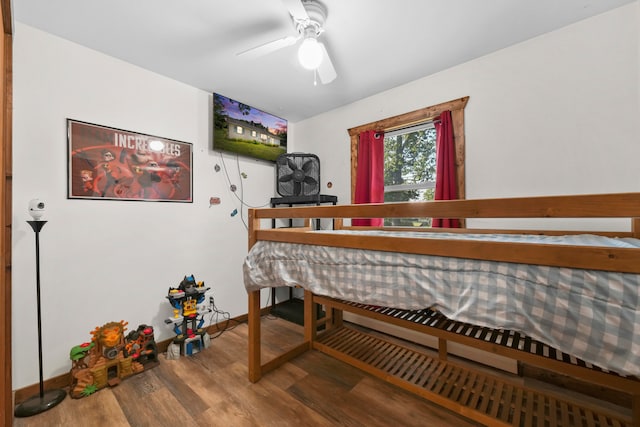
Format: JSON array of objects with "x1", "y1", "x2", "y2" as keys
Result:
[{"x1": 348, "y1": 96, "x2": 469, "y2": 206}]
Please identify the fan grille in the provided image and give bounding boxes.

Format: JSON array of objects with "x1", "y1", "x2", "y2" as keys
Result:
[{"x1": 276, "y1": 153, "x2": 320, "y2": 197}]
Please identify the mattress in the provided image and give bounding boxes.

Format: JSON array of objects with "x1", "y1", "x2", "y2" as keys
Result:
[{"x1": 243, "y1": 231, "x2": 640, "y2": 376}]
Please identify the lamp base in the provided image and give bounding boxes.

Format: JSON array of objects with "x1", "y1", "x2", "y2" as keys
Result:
[{"x1": 14, "y1": 389, "x2": 66, "y2": 417}]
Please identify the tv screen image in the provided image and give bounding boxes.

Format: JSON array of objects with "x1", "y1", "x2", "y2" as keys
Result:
[{"x1": 213, "y1": 93, "x2": 287, "y2": 162}]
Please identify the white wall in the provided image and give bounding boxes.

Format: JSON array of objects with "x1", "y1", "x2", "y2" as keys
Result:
[
  {"x1": 295, "y1": 3, "x2": 639, "y2": 207},
  {"x1": 12, "y1": 24, "x2": 277, "y2": 389}
]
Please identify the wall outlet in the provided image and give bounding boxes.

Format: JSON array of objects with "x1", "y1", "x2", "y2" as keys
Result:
[{"x1": 209, "y1": 296, "x2": 214, "y2": 304}]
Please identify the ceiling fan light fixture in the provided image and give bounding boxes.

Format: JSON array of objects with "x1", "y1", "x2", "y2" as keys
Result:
[
  {"x1": 238, "y1": 0, "x2": 336, "y2": 83},
  {"x1": 297, "y1": 37, "x2": 323, "y2": 70}
]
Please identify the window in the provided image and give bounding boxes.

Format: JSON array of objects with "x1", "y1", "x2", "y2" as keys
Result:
[
  {"x1": 251, "y1": 130, "x2": 257, "y2": 137},
  {"x1": 236, "y1": 125, "x2": 244, "y2": 134},
  {"x1": 383, "y1": 122, "x2": 436, "y2": 226},
  {"x1": 384, "y1": 122, "x2": 436, "y2": 203},
  {"x1": 348, "y1": 97, "x2": 469, "y2": 227}
]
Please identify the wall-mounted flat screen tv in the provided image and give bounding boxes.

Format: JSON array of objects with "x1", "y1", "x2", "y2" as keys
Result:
[{"x1": 213, "y1": 93, "x2": 287, "y2": 163}]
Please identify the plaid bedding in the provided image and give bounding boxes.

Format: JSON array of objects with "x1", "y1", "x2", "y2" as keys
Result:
[{"x1": 243, "y1": 231, "x2": 640, "y2": 376}]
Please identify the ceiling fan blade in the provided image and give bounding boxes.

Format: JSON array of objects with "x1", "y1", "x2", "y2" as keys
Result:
[
  {"x1": 237, "y1": 35, "x2": 299, "y2": 59},
  {"x1": 317, "y1": 42, "x2": 337, "y2": 84},
  {"x1": 281, "y1": 0, "x2": 309, "y2": 22}
]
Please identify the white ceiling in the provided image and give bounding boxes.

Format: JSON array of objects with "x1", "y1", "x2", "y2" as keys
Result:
[{"x1": 13, "y1": 0, "x2": 634, "y2": 123}]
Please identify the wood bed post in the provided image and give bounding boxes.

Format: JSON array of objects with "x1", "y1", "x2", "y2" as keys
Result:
[
  {"x1": 632, "y1": 394, "x2": 640, "y2": 427},
  {"x1": 629, "y1": 394, "x2": 640, "y2": 427},
  {"x1": 304, "y1": 290, "x2": 316, "y2": 343},
  {"x1": 634, "y1": 216, "x2": 640, "y2": 425},
  {"x1": 248, "y1": 290, "x2": 261, "y2": 383},
  {"x1": 438, "y1": 338, "x2": 448, "y2": 361},
  {"x1": 323, "y1": 306, "x2": 343, "y2": 332},
  {"x1": 247, "y1": 208, "x2": 262, "y2": 383}
]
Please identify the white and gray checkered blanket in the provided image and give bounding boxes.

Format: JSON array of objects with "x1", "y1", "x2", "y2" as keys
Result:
[{"x1": 243, "y1": 231, "x2": 640, "y2": 376}]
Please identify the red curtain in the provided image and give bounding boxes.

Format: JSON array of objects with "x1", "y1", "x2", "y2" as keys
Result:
[
  {"x1": 433, "y1": 111, "x2": 459, "y2": 228},
  {"x1": 353, "y1": 130, "x2": 384, "y2": 226}
]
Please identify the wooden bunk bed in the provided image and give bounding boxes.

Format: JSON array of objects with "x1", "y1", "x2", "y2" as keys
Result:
[{"x1": 244, "y1": 192, "x2": 640, "y2": 427}]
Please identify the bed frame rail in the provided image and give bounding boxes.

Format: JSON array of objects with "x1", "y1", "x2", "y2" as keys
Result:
[
  {"x1": 253, "y1": 192, "x2": 640, "y2": 224},
  {"x1": 250, "y1": 192, "x2": 640, "y2": 273}
]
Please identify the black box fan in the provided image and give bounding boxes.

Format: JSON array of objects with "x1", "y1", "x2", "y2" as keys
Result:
[{"x1": 276, "y1": 153, "x2": 320, "y2": 197}]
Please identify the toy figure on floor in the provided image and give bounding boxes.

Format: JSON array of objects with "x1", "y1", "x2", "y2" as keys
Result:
[{"x1": 165, "y1": 275, "x2": 211, "y2": 359}]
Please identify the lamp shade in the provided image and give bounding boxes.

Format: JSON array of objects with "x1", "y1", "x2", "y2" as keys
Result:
[{"x1": 297, "y1": 37, "x2": 323, "y2": 70}]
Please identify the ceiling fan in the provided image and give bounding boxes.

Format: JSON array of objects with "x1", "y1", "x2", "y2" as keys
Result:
[{"x1": 237, "y1": 0, "x2": 337, "y2": 84}]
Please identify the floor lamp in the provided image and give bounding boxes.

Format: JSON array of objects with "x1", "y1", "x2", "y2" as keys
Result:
[{"x1": 14, "y1": 200, "x2": 66, "y2": 417}]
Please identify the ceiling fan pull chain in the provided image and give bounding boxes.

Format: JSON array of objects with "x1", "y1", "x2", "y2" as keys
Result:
[{"x1": 314, "y1": 68, "x2": 318, "y2": 86}]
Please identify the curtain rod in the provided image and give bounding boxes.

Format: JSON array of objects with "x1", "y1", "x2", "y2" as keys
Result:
[{"x1": 375, "y1": 116, "x2": 440, "y2": 138}]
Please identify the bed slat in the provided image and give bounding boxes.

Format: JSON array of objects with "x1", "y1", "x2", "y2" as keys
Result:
[
  {"x1": 314, "y1": 326, "x2": 631, "y2": 426},
  {"x1": 321, "y1": 299, "x2": 640, "y2": 394}
]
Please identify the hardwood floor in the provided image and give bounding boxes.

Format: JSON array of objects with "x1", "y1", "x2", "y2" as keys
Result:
[
  {"x1": 13, "y1": 316, "x2": 484, "y2": 427},
  {"x1": 13, "y1": 315, "x2": 629, "y2": 427}
]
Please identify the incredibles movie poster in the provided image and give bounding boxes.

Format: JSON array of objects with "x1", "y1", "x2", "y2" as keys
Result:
[{"x1": 67, "y1": 120, "x2": 193, "y2": 202}]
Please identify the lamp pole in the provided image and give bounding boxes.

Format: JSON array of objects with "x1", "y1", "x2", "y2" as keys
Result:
[{"x1": 14, "y1": 220, "x2": 66, "y2": 417}]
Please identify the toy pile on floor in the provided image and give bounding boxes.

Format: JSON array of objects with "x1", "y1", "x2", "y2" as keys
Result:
[{"x1": 68, "y1": 321, "x2": 158, "y2": 398}]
